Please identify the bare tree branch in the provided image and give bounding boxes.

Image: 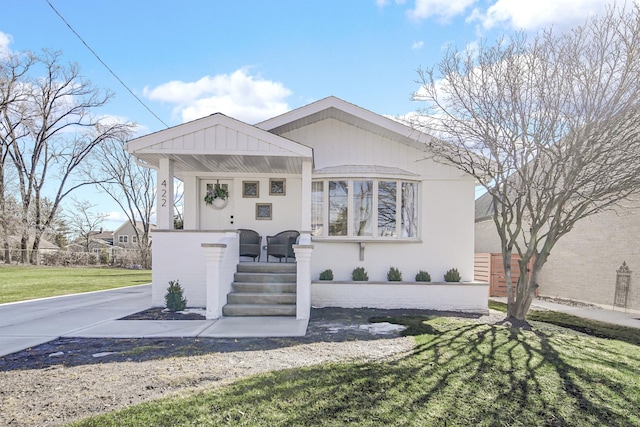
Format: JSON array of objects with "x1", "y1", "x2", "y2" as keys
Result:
[
  {"x1": 1, "y1": 50, "x2": 134, "y2": 263},
  {"x1": 410, "y1": 3, "x2": 640, "y2": 321}
]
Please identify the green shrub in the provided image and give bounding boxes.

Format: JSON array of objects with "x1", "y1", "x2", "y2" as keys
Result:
[
  {"x1": 319, "y1": 269, "x2": 334, "y2": 281},
  {"x1": 387, "y1": 267, "x2": 402, "y2": 281},
  {"x1": 165, "y1": 280, "x2": 187, "y2": 312},
  {"x1": 444, "y1": 268, "x2": 461, "y2": 282},
  {"x1": 415, "y1": 270, "x2": 431, "y2": 282},
  {"x1": 98, "y1": 248, "x2": 110, "y2": 265},
  {"x1": 351, "y1": 267, "x2": 369, "y2": 281}
]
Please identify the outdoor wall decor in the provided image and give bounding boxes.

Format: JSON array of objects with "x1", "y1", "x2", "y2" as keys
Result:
[
  {"x1": 243, "y1": 181, "x2": 259, "y2": 198},
  {"x1": 269, "y1": 178, "x2": 286, "y2": 196},
  {"x1": 204, "y1": 182, "x2": 229, "y2": 209},
  {"x1": 256, "y1": 203, "x2": 272, "y2": 220}
]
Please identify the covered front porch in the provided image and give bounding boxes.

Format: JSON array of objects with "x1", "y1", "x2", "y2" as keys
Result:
[{"x1": 126, "y1": 114, "x2": 315, "y2": 327}]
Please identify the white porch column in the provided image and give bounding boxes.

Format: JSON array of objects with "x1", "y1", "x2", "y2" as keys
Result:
[
  {"x1": 183, "y1": 176, "x2": 198, "y2": 230},
  {"x1": 294, "y1": 234, "x2": 313, "y2": 320},
  {"x1": 202, "y1": 243, "x2": 227, "y2": 319},
  {"x1": 157, "y1": 158, "x2": 174, "y2": 230},
  {"x1": 301, "y1": 159, "x2": 312, "y2": 231}
]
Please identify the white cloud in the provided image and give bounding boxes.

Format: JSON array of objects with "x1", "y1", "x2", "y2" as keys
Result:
[
  {"x1": 408, "y1": 0, "x2": 478, "y2": 22},
  {"x1": 0, "y1": 31, "x2": 13, "y2": 57},
  {"x1": 143, "y1": 68, "x2": 292, "y2": 124},
  {"x1": 400, "y1": 0, "x2": 618, "y2": 31},
  {"x1": 412, "y1": 40, "x2": 425, "y2": 49},
  {"x1": 474, "y1": 0, "x2": 609, "y2": 30}
]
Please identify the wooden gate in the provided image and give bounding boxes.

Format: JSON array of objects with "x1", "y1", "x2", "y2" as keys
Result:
[{"x1": 474, "y1": 253, "x2": 532, "y2": 297}]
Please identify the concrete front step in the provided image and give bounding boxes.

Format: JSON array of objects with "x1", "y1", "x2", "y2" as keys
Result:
[
  {"x1": 228, "y1": 292, "x2": 296, "y2": 305},
  {"x1": 237, "y1": 262, "x2": 296, "y2": 274},
  {"x1": 234, "y1": 272, "x2": 296, "y2": 283},
  {"x1": 222, "y1": 304, "x2": 297, "y2": 317},
  {"x1": 232, "y1": 282, "x2": 296, "y2": 293},
  {"x1": 225, "y1": 263, "x2": 297, "y2": 318}
]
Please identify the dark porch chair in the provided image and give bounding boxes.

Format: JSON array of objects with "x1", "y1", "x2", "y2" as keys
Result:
[
  {"x1": 266, "y1": 230, "x2": 300, "y2": 262},
  {"x1": 239, "y1": 229, "x2": 261, "y2": 262}
]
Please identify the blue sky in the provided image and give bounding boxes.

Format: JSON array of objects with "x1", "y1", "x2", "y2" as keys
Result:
[{"x1": 1, "y1": 0, "x2": 616, "y2": 229}]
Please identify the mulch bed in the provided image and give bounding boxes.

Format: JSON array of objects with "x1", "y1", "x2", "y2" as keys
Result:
[
  {"x1": 0, "y1": 308, "x2": 488, "y2": 372},
  {"x1": 120, "y1": 307, "x2": 206, "y2": 320}
]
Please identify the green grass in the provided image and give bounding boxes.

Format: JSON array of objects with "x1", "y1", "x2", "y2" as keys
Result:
[
  {"x1": 488, "y1": 300, "x2": 639, "y2": 346},
  {"x1": 0, "y1": 266, "x2": 151, "y2": 303},
  {"x1": 69, "y1": 316, "x2": 639, "y2": 427}
]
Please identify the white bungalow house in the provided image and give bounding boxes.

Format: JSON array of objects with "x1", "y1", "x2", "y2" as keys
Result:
[{"x1": 126, "y1": 96, "x2": 487, "y2": 327}]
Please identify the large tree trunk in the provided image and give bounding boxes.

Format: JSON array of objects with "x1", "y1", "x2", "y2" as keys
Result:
[
  {"x1": 29, "y1": 232, "x2": 42, "y2": 265},
  {"x1": 20, "y1": 231, "x2": 28, "y2": 264}
]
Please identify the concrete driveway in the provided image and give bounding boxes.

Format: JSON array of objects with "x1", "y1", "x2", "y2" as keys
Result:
[{"x1": 0, "y1": 285, "x2": 151, "y2": 357}]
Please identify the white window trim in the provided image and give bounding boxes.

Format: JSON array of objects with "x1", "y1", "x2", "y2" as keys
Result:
[{"x1": 312, "y1": 178, "x2": 421, "y2": 241}]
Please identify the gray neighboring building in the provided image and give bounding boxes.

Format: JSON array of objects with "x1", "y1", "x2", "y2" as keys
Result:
[{"x1": 475, "y1": 192, "x2": 640, "y2": 311}]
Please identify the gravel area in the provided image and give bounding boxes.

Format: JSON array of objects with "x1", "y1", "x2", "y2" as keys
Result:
[{"x1": 0, "y1": 308, "x2": 502, "y2": 427}]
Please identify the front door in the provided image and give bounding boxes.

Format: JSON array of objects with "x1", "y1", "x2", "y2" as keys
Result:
[{"x1": 199, "y1": 179, "x2": 235, "y2": 229}]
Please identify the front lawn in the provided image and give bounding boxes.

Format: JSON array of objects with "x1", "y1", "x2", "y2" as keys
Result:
[
  {"x1": 70, "y1": 315, "x2": 639, "y2": 426},
  {"x1": 0, "y1": 266, "x2": 151, "y2": 304}
]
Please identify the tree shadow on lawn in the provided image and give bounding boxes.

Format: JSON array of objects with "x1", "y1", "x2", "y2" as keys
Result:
[
  {"x1": 0, "y1": 307, "x2": 485, "y2": 372},
  {"x1": 78, "y1": 317, "x2": 639, "y2": 427}
]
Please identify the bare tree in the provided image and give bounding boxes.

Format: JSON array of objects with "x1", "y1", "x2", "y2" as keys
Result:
[
  {"x1": 65, "y1": 198, "x2": 107, "y2": 252},
  {"x1": 411, "y1": 4, "x2": 640, "y2": 322},
  {"x1": 2, "y1": 50, "x2": 133, "y2": 263},
  {"x1": 0, "y1": 52, "x2": 34, "y2": 263},
  {"x1": 87, "y1": 138, "x2": 155, "y2": 268}
]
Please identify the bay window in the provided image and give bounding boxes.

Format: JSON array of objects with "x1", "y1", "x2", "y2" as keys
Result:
[{"x1": 311, "y1": 178, "x2": 419, "y2": 239}]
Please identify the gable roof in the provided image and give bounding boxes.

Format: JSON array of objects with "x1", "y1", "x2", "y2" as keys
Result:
[
  {"x1": 114, "y1": 220, "x2": 156, "y2": 235},
  {"x1": 126, "y1": 113, "x2": 312, "y2": 174},
  {"x1": 475, "y1": 191, "x2": 494, "y2": 222},
  {"x1": 256, "y1": 96, "x2": 433, "y2": 151}
]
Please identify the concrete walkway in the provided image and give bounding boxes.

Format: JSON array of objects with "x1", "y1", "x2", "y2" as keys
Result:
[
  {"x1": 0, "y1": 285, "x2": 308, "y2": 358},
  {"x1": 0, "y1": 285, "x2": 151, "y2": 357},
  {"x1": 2, "y1": 287, "x2": 637, "y2": 359},
  {"x1": 491, "y1": 297, "x2": 640, "y2": 329}
]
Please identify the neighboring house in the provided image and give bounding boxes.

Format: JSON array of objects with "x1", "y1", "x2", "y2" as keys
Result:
[
  {"x1": 67, "y1": 229, "x2": 114, "y2": 254},
  {"x1": 127, "y1": 96, "x2": 486, "y2": 329},
  {"x1": 113, "y1": 221, "x2": 154, "y2": 249},
  {"x1": 7, "y1": 235, "x2": 59, "y2": 254},
  {"x1": 475, "y1": 192, "x2": 640, "y2": 311},
  {"x1": 67, "y1": 238, "x2": 112, "y2": 255},
  {"x1": 91, "y1": 229, "x2": 114, "y2": 246}
]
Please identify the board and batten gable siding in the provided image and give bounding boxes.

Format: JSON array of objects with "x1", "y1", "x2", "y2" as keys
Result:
[
  {"x1": 277, "y1": 117, "x2": 460, "y2": 179},
  {"x1": 138, "y1": 123, "x2": 300, "y2": 156}
]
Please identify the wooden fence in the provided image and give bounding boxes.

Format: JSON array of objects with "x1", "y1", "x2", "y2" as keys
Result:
[{"x1": 474, "y1": 253, "x2": 533, "y2": 297}]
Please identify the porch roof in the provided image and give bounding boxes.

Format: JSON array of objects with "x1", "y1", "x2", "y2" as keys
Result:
[
  {"x1": 126, "y1": 113, "x2": 313, "y2": 174},
  {"x1": 313, "y1": 165, "x2": 420, "y2": 178}
]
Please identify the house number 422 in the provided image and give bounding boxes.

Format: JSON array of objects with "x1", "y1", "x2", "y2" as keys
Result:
[{"x1": 161, "y1": 180, "x2": 167, "y2": 207}]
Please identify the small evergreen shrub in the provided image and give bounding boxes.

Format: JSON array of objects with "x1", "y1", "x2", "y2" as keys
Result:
[
  {"x1": 387, "y1": 267, "x2": 402, "y2": 281},
  {"x1": 165, "y1": 279, "x2": 187, "y2": 312},
  {"x1": 444, "y1": 268, "x2": 461, "y2": 282},
  {"x1": 351, "y1": 267, "x2": 369, "y2": 281},
  {"x1": 319, "y1": 269, "x2": 334, "y2": 281},
  {"x1": 415, "y1": 270, "x2": 431, "y2": 282}
]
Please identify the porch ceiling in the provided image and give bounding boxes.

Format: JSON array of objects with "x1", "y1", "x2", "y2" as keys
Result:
[{"x1": 135, "y1": 153, "x2": 306, "y2": 174}]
